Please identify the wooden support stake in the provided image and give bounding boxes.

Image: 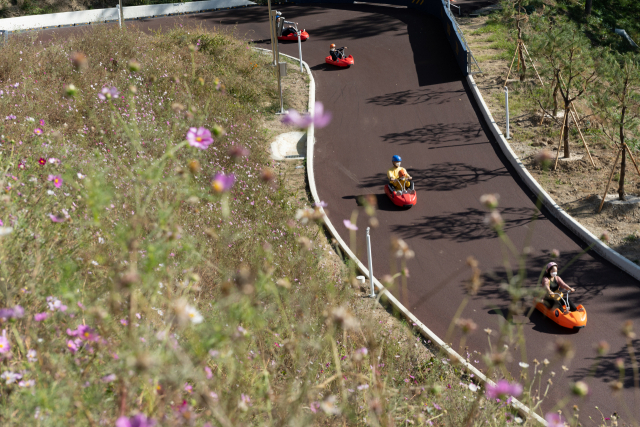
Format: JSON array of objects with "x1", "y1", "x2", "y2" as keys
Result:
[
  {"x1": 568, "y1": 107, "x2": 595, "y2": 167},
  {"x1": 598, "y1": 148, "x2": 622, "y2": 213},
  {"x1": 504, "y1": 46, "x2": 519, "y2": 87},
  {"x1": 624, "y1": 144, "x2": 640, "y2": 179},
  {"x1": 521, "y1": 43, "x2": 544, "y2": 86},
  {"x1": 553, "y1": 113, "x2": 568, "y2": 170}
]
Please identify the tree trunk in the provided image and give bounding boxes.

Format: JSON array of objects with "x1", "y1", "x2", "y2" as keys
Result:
[
  {"x1": 516, "y1": 20, "x2": 526, "y2": 82},
  {"x1": 618, "y1": 147, "x2": 627, "y2": 200},
  {"x1": 552, "y1": 75, "x2": 559, "y2": 117},
  {"x1": 585, "y1": 0, "x2": 592, "y2": 16},
  {"x1": 563, "y1": 106, "x2": 571, "y2": 158}
]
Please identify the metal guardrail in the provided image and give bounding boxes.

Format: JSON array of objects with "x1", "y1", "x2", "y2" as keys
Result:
[{"x1": 442, "y1": 0, "x2": 482, "y2": 75}]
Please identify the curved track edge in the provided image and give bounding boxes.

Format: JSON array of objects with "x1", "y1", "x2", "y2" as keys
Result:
[
  {"x1": 466, "y1": 75, "x2": 640, "y2": 282},
  {"x1": 273, "y1": 46, "x2": 549, "y2": 425}
]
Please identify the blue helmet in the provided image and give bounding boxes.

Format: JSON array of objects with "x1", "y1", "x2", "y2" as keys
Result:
[{"x1": 392, "y1": 155, "x2": 402, "y2": 163}]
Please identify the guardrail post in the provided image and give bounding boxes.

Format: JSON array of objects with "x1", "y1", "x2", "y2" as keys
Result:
[
  {"x1": 504, "y1": 86, "x2": 511, "y2": 139},
  {"x1": 116, "y1": 4, "x2": 122, "y2": 27},
  {"x1": 366, "y1": 227, "x2": 375, "y2": 298},
  {"x1": 0, "y1": 30, "x2": 7, "y2": 45},
  {"x1": 297, "y1": 30, "x2": 303, "y2": 72}
]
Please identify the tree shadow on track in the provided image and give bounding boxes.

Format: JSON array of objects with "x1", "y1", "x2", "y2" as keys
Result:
[
  {"x1": 380, "y1": 123, "x2": 486, "y2": 147},
  {"x1": 570, "y1": 341, "x2": 640, "y2": 389},
  {"x1": 366, "y1": 87, "x2": 464, "y2": 107},
  {"x1": 391, "y1": 206, "x2": 536, "y2": 243},
  {"x1": 358, "y1": 162, "x2": 509, "y2": 192}
]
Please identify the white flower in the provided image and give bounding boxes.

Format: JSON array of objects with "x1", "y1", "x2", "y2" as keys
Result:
[
  {"x1": 27, "y1": 349, "x2": 37, "y2": 363},
  {"x1": 91, "y1": 260, "x2": 99, "y2": 266},
  {"x1": 98, "y1": 237, "x2": 104, "y2": 244},
  {"x1": 0, "y1": 227, "x2": 13, "y2": 237},
  {"x1": 469, "y1": 383, "x2": 478, "y2": 392},
  {"x1": 77, "y1": 173, "x2": 85, "y2": 179},
  {"x1": 47, "y1": 190, "x2": 55, "y2": 196},
  {"x1": 1, "y1": 371, "x2": 22, "y2": 385},
  {"x1": 186, "y1": 305, "x2": 203, "y2": 324},
  {"x1": 320, "y1": 395, "x2": 341, "y2": 415},
  {"x1": 519, "y1": 362, "x2": 529, "y2": 368}
]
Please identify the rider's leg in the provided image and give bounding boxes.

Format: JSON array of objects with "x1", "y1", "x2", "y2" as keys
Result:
[
  {"x1": 568, "y1": 300, "x2": 578, "y2": 312},
  {"x1": 408, "y1": 181, "x2": 415, "y2": 194}
]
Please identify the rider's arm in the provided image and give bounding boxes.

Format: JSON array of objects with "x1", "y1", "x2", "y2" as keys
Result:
[
  {"x1": 556, "y1": 276, "x2": 575, "y2": 292},
  {"x1": 542, "y1": 277, "x2": 552, "y2": 294},
  {"x1": 387, "y1": 170, "x2": 396, "y2": 182}
]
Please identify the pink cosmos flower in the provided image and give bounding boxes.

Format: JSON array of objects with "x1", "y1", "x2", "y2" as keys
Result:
[
  {"x1": 116, "y1": 414, "x2": 156, "y2": 427},
  {"x1": 186, "y1": 127, "x2": 214, "y2": 150},
  {"x1": 66, "y1": 339, "x2": 81, "y2": 353},
  {"x1": 67, "y1": 325, "x2": 99, "y2": 342},
  {"x1": 281, "y1": 102, "x2": 332, "y2": 129},
  {"x1": 47, "y1": 175, "x2": 63, "y2": 188},
  {"x1": 205, "y1": 366, "x2": 213, "y2": 379},
  {"x1": 0, "y1": 330, "x2": 10, "y2": 354},
  {"x1": 184, "y1": 383, "x2": 193, "y2": 393},
  {"x1": 343, "y1": 219, "x2": 358, "y2": 231},
  {"x1": 34, "y1": 128, "x2": 43, "y2": 135},
  {"x1": 34, "y1": 312, "x2": 49, "y2": 322},
  {"x1": 545, "y1": 413, "x2": 566, "y2": 427},
  {"x1": 18, "y1": 162, "x2": 25, "y2": 170},
  {"x1": 49, "y1": 214, "x2": 64, "y2": 223},
  {"x1": 485, "y1": 379, "x2": 523, "y2": 400},
  {"x1": 211, "y1": 172, "x2": 235, "y2": 194},
  {"x1": 39, "y1": 119, "x2": 45, "y2": 126}
]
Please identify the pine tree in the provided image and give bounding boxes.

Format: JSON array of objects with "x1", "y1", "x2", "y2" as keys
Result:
[
  {"x1": 535, "y1": 20, "x2": 598, "y2": 158},
  {"x1": 594, "y1": 52, "x2": 640, "y2": 201}
]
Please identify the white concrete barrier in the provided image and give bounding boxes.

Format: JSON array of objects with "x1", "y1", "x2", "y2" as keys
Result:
[{"x1": 0, "y1": 0, "x2": 255, "y2": 32}]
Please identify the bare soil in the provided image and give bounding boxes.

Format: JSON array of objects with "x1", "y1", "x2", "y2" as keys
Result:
[{"x1": 459, "y1": 14, "x2": 640, "y2": 265}]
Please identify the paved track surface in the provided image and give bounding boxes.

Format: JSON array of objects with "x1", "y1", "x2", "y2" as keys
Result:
[{"x1": 34, "y1": 4, "x2": 640, "y2": 422}]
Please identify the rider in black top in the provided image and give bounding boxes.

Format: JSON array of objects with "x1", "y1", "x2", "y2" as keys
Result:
[
  {"x1": 330, "y1": 44, "x2": 347, "y2": 61},
  {"x1": 542, "y1": 262, "x2": 579, "y2": 312}
]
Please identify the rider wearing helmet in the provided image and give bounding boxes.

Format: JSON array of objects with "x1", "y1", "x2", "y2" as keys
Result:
[
  {"x1": 276, "y1": 14, "x2": 297, "y2": 37},
  {"x1": 387, "y1": 155, "x2": 414, "y2": 194},
  {"x1": 542, "y1": 262, "x2": 579, "y2": 313},
  {"x1": 330, "y1": 43, "x2": 347, "y2": 61}
]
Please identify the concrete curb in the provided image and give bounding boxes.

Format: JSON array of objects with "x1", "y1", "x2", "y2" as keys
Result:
[
  {"x1": 0, "y1": 0, "x2": 255, "y2": 33},
  {"x1": 466, "y1": 75, "x2": 640, "y2": 282},
  {"x1": 252, "y1": 48, "x2": 546, "y2": 425}
]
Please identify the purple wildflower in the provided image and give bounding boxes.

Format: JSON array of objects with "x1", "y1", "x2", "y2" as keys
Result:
[
  {"x1": 98, "y1": 86, "x2": 119, "y2": 100},
  {"x1": 115, "y1": 414, "x2": 156, "y2": 427},
  {"x1": 34, "y1": 312, "x2": 49, "y2": 322},
  {"x1": 101, "y1": 374, "x2": 117, "y2": 383},
  {"x1": 39, "y1": 119, "x2": 45, "y2": 126},
  {"x1": 485, "y1": 379, "x2": 523, "y2": 400},
  {"x1": 5, "y1": 115, "x2": 16, "y2": 120},
  {"x1": 211, "y1": 172, "x2": 235, "y2": 194},
  {"x1": 34, "y1": 128, "x2": 43, "y2": 135},
  {"x1": 186, "y1": 127, "x2": 214, "y2": 150}
]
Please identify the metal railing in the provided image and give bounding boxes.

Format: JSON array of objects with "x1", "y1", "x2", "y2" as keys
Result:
[{"x1": 442, "y1": 0, "x2": 483, "y2": 75}]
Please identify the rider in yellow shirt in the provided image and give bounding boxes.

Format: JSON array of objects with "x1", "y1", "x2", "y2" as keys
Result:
[{"x1": 387, "y1": 155, "x2": 414, "y2": 194}]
